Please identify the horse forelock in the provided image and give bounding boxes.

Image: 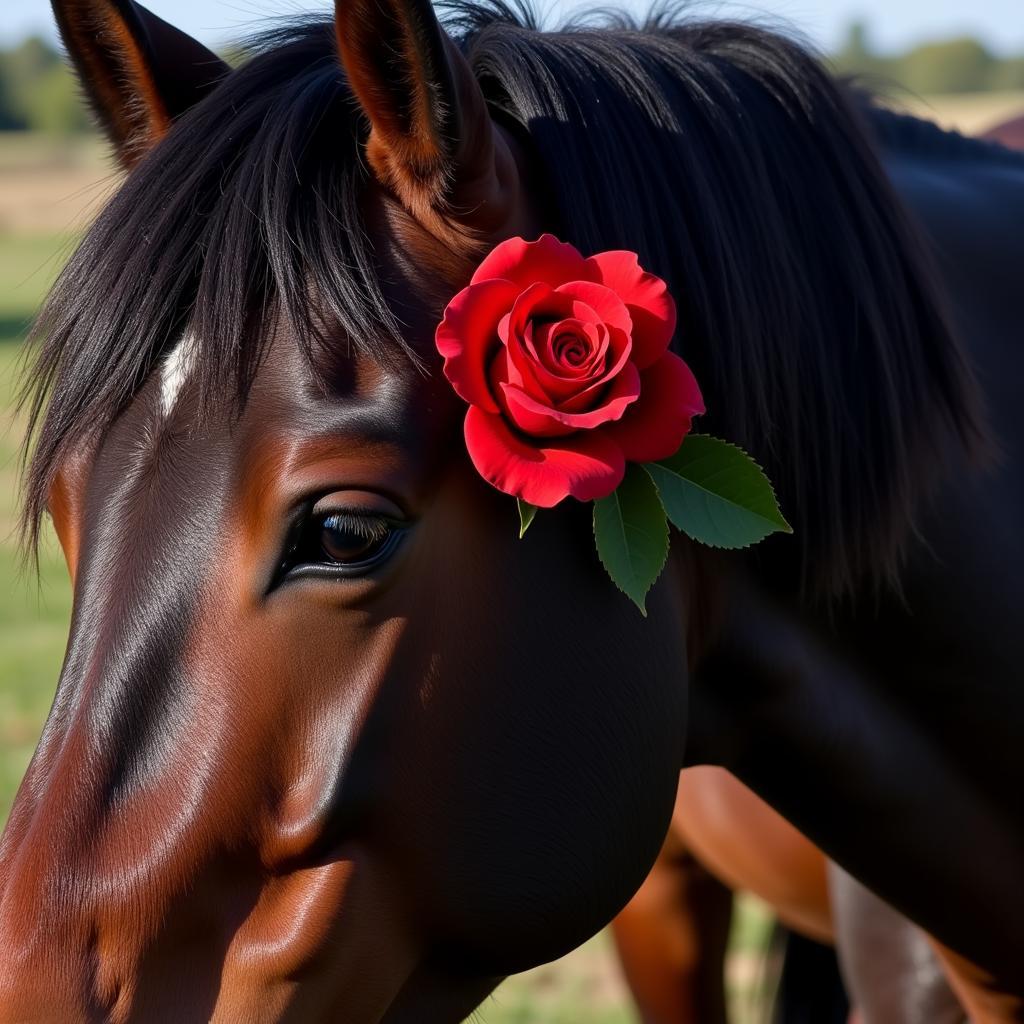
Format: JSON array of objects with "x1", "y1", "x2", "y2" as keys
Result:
[{"x1": 18, "y1": 20, "x2": 419, "y2": 558}]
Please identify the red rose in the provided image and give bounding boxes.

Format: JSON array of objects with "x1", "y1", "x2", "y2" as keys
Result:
[{"x1": 436, "y1": 234, "x2": 705, "y2": 507}]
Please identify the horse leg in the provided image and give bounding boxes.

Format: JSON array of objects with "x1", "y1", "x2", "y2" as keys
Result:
[
  {"x1": 669, "y1": 767, "x2": 849, "y2": 1024},
  {"x1": 611, "y1": 801, "x2": 732, "y2": 1024},
  {"x1": 671, "y1": 767, "x2": 834, "y2": 944},
  {"x1": 613, "y1": 765, "x2": 845, "y2": 1024},
  {"x1": 828, "y1": 863, "x2": 965, "y2": 1024},
  {"x1": 831, "y1": 865, "x2": 1024, "y2": 1024}
]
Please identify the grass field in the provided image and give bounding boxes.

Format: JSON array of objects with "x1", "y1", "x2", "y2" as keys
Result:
[
  {"x1": 0, "y1": 226, "x2": 71, "y2": 822},
  {"x1": 1, "y1": 87, "x2": 1019, "y2": 1016}
]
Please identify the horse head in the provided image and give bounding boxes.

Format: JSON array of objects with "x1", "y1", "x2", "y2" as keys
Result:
[{"x1": 0, "y1": 2, "x2": 689, "y2": 1018}]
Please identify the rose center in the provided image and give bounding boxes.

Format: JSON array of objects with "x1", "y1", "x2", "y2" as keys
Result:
[{"x1": 553, "y1": 329, "x2": 590, "y2": 366}]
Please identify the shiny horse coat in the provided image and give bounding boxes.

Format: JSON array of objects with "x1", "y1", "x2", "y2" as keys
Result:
[{"x1": 2, "y1": 0, "x2": 1023, "y2": 1019}]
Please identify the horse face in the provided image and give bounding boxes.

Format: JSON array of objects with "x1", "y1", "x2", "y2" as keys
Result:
[
  {"x1": 0, "y1": 245, "x2": 687, "y2": 1018},
  {"x1": 0, "y1": 6, "x2": 688, "y2": 1015}
]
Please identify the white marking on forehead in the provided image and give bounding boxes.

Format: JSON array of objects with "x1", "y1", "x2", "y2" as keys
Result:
[{"x1": 160, "y1": 333, "x2": 196, "y2": 415}]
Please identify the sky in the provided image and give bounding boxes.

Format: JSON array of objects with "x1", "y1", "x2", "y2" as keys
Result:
[{"x1": 3, "y1": 0, "x2": 1023, "y2": 55}]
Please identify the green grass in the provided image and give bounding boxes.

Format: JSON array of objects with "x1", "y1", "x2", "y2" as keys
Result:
[
  {"x1": 0, "y1": 232, "x2": 75, "y2": 321},
  {"x1": 480, "y1": 935, "x2": 637, "y2": 1024},
  {"x1": 0, "y1": 233, "x2": 69, "y2": 825}
]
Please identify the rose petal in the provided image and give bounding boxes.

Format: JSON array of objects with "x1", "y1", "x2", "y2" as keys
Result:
[
  {"x1": 490, "y1": 345, "x2": 551, "y2": 406},
  {"x1": 499, "y1": 363, "x2": 641, "y2": 437},
  {"x1": 512, "y1": 354, "x2": 598, "y2": 404},
  {"x1": 556, "y1": 323, "x2": 634, "y2": 413},
  {"x1": 464, "y1": 405, "x2": 626, "y2": 507},
  {"x1": 602, "y1": 352, "x2": 705, "y2": 463},
  {"x1": 538, "y1": 319, "x2": 604, "y2": 377},
  {"x1": 503, "y1": 289, "x2": 606, "y2": 403},
  {"x1": 504, "y1": 284, "x2": 605, "y2": 353},
  {"x1": 437, "y1": 278, "x2": 522, "y2": 413},
  {"x1": 501, "y1": 319, "x2": 569, "y2": 406},
  {"x1": 515, "y1": 319, "x2": 546, "y2": 373},
  {"x1": 555, "y1": 280, "x2": 633, "y2": 337},
  {"x1": 586, "y1": 251, "x2": 676, "y2": 369},
  {"x1": 502, "y1": 282, "x2": 555, "y2": 353},
  {"x1": 522, "y1": 321, "x2": 609, "y2": 402},
  {"x1": 471, "y1": 234, "x2": 594, "y2": 290}
]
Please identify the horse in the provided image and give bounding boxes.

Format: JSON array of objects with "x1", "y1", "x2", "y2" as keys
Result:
[
  {"x1": 2, "y1": 0, "x2": 1023, "y2": 1019},
  {"x1": 613, "y1": 766, "x2": 985, "y2": 1022}
]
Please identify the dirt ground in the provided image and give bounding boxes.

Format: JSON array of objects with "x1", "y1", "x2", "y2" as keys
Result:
[{"x1": 0, "y1": 135, "x2": 119, "y2": 235}]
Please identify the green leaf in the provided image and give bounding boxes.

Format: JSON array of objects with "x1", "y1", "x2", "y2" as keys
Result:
[
  {"x1": 517, "y1": 499, "x2": 538, "y2": 538},
  {"x1": 644, "y1": 434, "x2": 791, "y2": 550},
  {"x1": 592, "y1": 465, "x2": 669, "y2": 615}
]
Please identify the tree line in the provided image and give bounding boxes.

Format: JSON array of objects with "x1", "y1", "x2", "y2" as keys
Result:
[
  {"x1": 1, "y1": 25, "x2": 1023, "y2": 134},
  {"x1": 833, "y1": 23, "x2": 1024, "y2": 94},
  {"x1": 0, "y1": 36, "x2": 90, "y2": 133}
]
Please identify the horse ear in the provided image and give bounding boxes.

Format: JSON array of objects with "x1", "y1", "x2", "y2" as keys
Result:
[
  {"x1": 51, "y1": 0, "x2": 229, "y2": 168},
  {"x1": 334, "y1": 0, "x2": 522, "y2": 243}
]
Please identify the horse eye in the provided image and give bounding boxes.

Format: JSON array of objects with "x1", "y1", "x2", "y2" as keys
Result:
[
  {"x1": 281, "y1": 509, "x2": 403, "y2": 581},
  {"x1": 317, "y1": 513, "x2": 391, "y2": 565}
]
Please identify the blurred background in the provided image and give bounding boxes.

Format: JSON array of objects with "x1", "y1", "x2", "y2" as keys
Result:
[{"x1": 1, "y1": 1, "x2": 1021, "y2": 1022}]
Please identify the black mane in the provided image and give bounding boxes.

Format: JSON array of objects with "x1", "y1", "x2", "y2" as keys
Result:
[
  {"x1": 455, "y1": 1, "x2": 987, "y2": 594},
  {"x1": 22, "y1": 3, "x2": 989, "y2": 596}
]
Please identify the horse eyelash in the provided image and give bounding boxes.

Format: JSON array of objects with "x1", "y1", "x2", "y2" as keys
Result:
[
  {"x1": 279, "y1": 510, "x2": 393, "y2": 577},
  {"x1": 315, "y1": 511, "x2": 393, "y2": 543}
]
